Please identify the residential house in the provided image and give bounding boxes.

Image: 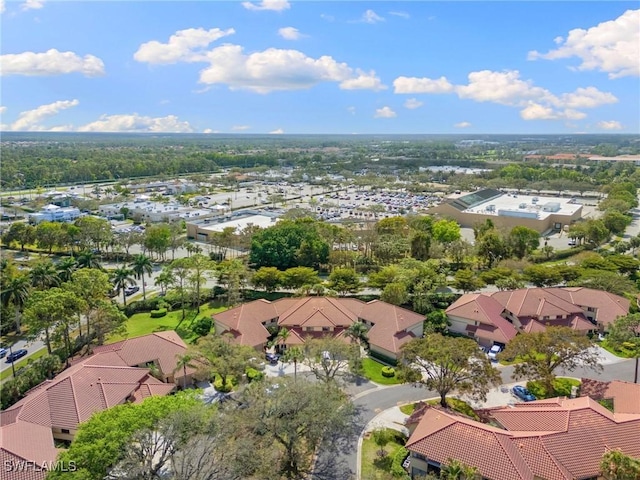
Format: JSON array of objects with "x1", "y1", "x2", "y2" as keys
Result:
[
  {"x1": 405, "y1": 393, "x2": 640, "y2": 480},
  {"x1": 446, "y1": 287, "x2": 629, "y2": 348},
  {"x1": 0, "y1": 332, "x2": 192, "y2": 480},
  {"x1": 212, "y1": 296, "x2": 425, "y2": 362}
]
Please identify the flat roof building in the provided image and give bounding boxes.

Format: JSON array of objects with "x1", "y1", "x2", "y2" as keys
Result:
[{"x1": 429, "y1": 188, "x2": 582, "y2": 233}]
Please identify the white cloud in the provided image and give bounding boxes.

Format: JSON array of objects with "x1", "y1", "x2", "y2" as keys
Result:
[
  {"x1": 232, "y1": 125, "x2": 251, "y2": 131},
  {"x1": 597, "y1": 120, "x2": 623, "y2": 130},
  {"x1": 6, "y1": 99, "x2": 79, "y2": 131},
  {"x1": 339, "y1": 71, "x2": 386, "y2": 91},
  {"x1": 374, "y1": 106, "x2": 396, "y2": 118},
  {"x1": 393, "y1": 76, "x2": 454, "y2": 94},
  {"x1": 403, "y1": 98, "x2": 423, "y2": 109},
  {"x1": 559, "y1": 86, "x2": 617, "y2": 109},
  {"x1": 134, "y1": 28, "x2": 235, "y2": 64},
  {"x1": 136, "y1": 27, "x2": 383, "y2": 93},
  {"x1": 21, "y1": 0, "x2": 44, "y2": 11},
  {"x1": 347, "y1": 106, "x2": 356, "y2": 115},
  {"x1": 394, "y1": 69, "x2": 616, "y2": 122},
  {"x1": 388, "y1": 11, "x2": 409, "y2": 19},
  {"x1": 320, "y1": 13, "x2": 334, "y2": 22},
  {"x1": 0, "y1": 49, "x2": 105, "y2": 77},
  {"x1": 269, "y1": 128, "x2": 284, "y2": 134},
  {"x1": 0, "y1": 106, "x2": 6, "y2": 114},
  {"x1": 278, "y1": 27, "x2": 304, "y2": 40},
  {"x1": 454, "y1": 121, "x2": 472, "y2": 128},
  {"x1": 242, "y1": 0, "x2": 290, "y2": 12},
  {"x1": 78, "y1": 114, "x2": 194, "y2": 133},
  {"x1": 361, "y1": 9, "x2": 384, "y2": 24},
  {"x1": 0, "y1": 0, "x2": 6, "y2": 13},
  {"x1": 198, "y1": 44, "x2": 383, "y2": 93},
  {"x1": 203, "y1": 128, "x2": 220, "y2": 134},
  {"x1": 528, "y1": 9, "x2": 640, "y2": 78}
]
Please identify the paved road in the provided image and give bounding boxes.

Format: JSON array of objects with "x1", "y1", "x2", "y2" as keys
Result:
[{"x1": 313, "y1": 358, "x2": 638, "y2": 480}]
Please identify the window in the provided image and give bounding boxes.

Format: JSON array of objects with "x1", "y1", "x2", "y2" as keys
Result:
[
  {"x1": 61, "y1": 429, "x2": 70, "y2": 434},
  {"x1": 542, "y1": 316, "x2": 549, "y2": 321},
  {"x1": 322, "y1": 327, "x2": 330, "y2": 332}
]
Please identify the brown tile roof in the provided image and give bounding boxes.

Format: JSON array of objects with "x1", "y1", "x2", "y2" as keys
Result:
[
  {"x1": 580, "y1": 378, "x2": 640, "y2": 414},
  {"x1": 0, "y1": 421, "x2": 61, "y2": 477},
  {"x1": 0, "y1": 346, "x2": 177, "y2": 476},
  {"x1": 407, "y1": 397, "x2": 640, "y2": 480},
  {"x1": 213, "y1": 297, "x2": 424, "y2": 355},
  {"x1": 91, "y1": 331, "x2": 191, "y2": 380},
  {"x1": 446, "y1": 294, "x2": 518, "y2": 342},
  {"x1": 555, "y1": 287, "x2": 630, "y2": 326}
]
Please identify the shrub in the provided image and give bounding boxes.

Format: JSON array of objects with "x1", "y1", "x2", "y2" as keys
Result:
[
  {"x1": 381, "y1": 366, "x2": 395, "y2": 378},
  {"x1": 246, "y1": 367, "x2": 264, "y2": 382},
  {"x1": 191, "y1": 317, "x2": 212, "y2": 336},
  {"x1": 150, "y1": 308, "x2": 167, "y2": 318},
  {"x1": 527, "y1": 377, "x2": 580, "y2": 399},
  {"x1": 213, "y1": 375, "x2": 234, "y2": 393},
  {"x1": 390, "y1": 446, "x2": 410, "y2": 479}
]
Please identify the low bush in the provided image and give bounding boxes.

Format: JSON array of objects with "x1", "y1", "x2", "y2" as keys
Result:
[
  {"x1": 213, "y1": 375, "x2": 235, "y2": 393},
  {"x1": 527, "y1": 377, "x2": 580, "y2": 399},
  {"x1": 390, "y1": 446, "x2": 410, "y2": 479},
  {"x1": 246, "y1": 367, "x2": 264, "y2": 382},
  {"x1": 150, "y1": 308, "x2": 167, "y2": 318},
  {"x1": 381, "y1": 366, "x2": 396, "y2": 378},
  {"x1": 191, "y1": 317, "x2": 212, "y2": 336}
]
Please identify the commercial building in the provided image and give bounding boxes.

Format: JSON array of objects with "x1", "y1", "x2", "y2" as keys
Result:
[
  {"x1": 29, "y1": 204, "x2": 81, "y2": 224},
  {"x1": 429, "y1": 188, "x2": 582, "y2": 233},
  {"x1": 186, "y1": 211, "x2": 279, "y2": 242}
]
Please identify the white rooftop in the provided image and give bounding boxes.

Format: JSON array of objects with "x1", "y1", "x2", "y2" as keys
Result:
[
  {"x1": 464, "y1": 193, "x2": 582, "y2": 219},
  {"x1": 197, "y1": 214, "x2": 278, "y2": 233}
]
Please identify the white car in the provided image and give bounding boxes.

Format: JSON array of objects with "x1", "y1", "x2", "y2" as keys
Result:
[{"x1": 487, "y1": 345, "x2": 502, "y2": 361}]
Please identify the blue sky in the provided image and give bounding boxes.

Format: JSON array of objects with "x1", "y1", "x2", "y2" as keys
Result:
[{"x1": 1, "y1": 1, "x2": 638, "y2": 134}]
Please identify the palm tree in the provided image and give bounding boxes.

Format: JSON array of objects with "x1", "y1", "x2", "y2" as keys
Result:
[
  {"x1": 76, "y1": 250, "x2": 102, "y2": 270},
  {"x1": 174, "y1": 353, "x2": 194, "y2": 390},
  {"x1": 111, "y1": 266, "x2": 136, "y2": 306},
  {"x1": 275, "y1": 327, "x2": 290, "y2": 354},
  {"x1": 1, "y1": 275, "x2": 31, "y2": 334},
  {"x1": 283, "y1": 346, "x2": 305, "y2": 380},
  {"x1": 130, "y1": 254, "x2": 153, "y2": 300},
  {"x1": 56, "y1": 256, "x2": 77, "y2": 283},
  {"x1": 155, "y1": 268, "x2": 174, "y2": 295},
  {"x1": 30, "y1": 260, "x2": 61, "y2": 290},
  {"x1": 345, "y1": 321, "x2": 370, "y2": 351}
]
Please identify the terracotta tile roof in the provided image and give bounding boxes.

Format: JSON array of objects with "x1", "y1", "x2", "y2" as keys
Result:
[
  {"x1": 406, "y1": 408, "x2": 535, "y2": 480},
  {"x1": 0, "y1": 421, "x2": 61, "y2": 480},
  {"x1": 581, "y1": 378, "x2": 640, "y2": 414},
  {"x1": 276, "y1": 296, "x2": 358, "y2": 327},
  {"x1": 556, "y1": 287, "x2": 630, "y2": 325},
  {"x1": 213, "y1": 297, "x2": 424, "y2": 355},
  {"x1": 91, "y1": 331, "x2": 190, "y2": 380},
  {"x1": 446, "y1": 294, "x2": 518, "y2": 342},
  {"x1": 407, "y1": 397, "x2": 640, "y2": 480}
]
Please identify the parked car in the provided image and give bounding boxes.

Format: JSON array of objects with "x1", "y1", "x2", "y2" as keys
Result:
[
  {"x1": 512, "y1": 385, "x2": 536, "y2": 402},
  {"x1": 265, "y1": 353, "x2": 280, "y2": 365},
  {"x1": 487, "y1": 344, "x2": 502, "y2": 361},
  {"x1": 568, "y1": 239, "x2": 577, "y2": 246},
  {"x1": 0, "y1": 347, "x2": 7, "y2": 359},
  {"x1": 124, "y1": 285, "x2": 140, "y2": 296},
  {"x1": 6, "y1": 349, "x2": 28, "y2": 363}
]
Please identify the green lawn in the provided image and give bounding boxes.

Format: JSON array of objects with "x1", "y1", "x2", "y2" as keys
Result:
[
  {"x1": 1, "y1": 346, "x2": 48, "y2": 382},
  {"x1": 361, "y1": 357, "x2": 402, "y2": 385},
  {"x1": 399, "y1": 398, "x2": 479, "y2": 420},
  {"x1": 361, "y1": 429, "x2": 407, "y2": 480},
  {"x1": 599, "y1": 339, "x2": 637, "y2": 359},
  {"x1": 107, "y1": 303, "x2": 227, "y2": 344},
  {"x1": 526, "y1": 377, "x2": 581, "y2": 399}
]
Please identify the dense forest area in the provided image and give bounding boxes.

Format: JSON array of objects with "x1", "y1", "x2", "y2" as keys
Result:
[{"x1": 1, "y1": 132, "x2": 638, "y2": 189}]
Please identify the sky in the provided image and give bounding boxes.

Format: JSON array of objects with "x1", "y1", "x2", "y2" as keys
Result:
[{"x1": 0, "y1": 1, "x2": 638, "y2": 134}]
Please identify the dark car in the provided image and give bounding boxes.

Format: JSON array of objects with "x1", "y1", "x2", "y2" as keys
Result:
[
  {"x1": 0, "y1": 347, "x2": 7, "y2": 359},
  {"x1": 512, "y1": 385, "x2": 536, "y2": 402},
  {"x1": 6, "y1": 349, "x2": 28, "y2": 363},
  {"x1": 265, "y1": 353, "x2": 280, "y2": 365}
]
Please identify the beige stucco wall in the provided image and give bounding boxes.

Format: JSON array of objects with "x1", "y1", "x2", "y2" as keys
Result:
[
  {"x1": 430, "y1": 203, "x2": 582, "y2": 233},
  {"x1": 369, "y1": 344, "x2": 399, "y2": 362}
]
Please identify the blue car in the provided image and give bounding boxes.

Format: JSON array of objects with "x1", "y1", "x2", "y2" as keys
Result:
[
  {"x1": 512, "y1": 385, "x2": 536, "y2": 402},
  {"x1": 5, "y1": 349, "x2": 28, "y2": 363}
]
